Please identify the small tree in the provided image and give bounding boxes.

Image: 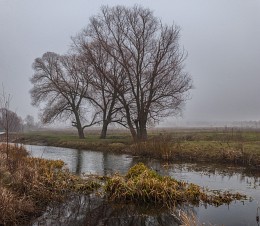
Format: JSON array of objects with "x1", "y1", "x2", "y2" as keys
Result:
[
  {"x1": 0, "y1": 87, "x2": 22, "y2": 159},
  {"x1": 30, "y1": 52, "x2": 100, "y2": 139},
  {"x1": 24, "y1": 115, "x2": 35, "y2": 131}
]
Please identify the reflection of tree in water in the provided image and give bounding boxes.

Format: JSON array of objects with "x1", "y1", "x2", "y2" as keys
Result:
[
  {"x1": 31, "y1": 194, "x2": 97, "y2": 226},
  {"x1": 31, "y1": 194, "x2": 180, "y2": 226},
  {"x1": 87, "y1": 204, "x2": 179, "y2": 226},
  {"x1": 75, "y1": 149, "x2": 82, "y2": 175}
]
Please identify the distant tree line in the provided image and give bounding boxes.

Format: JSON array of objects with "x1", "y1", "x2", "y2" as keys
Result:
[
  {"x1": 0, "y1": 86, "x2": 39, "y2": 135},
  {"x1": 30, "y1": 5, "x2": 192, "y2": 140},
  {"x1": 0, "y1": 108, "x2": 23, "y2": 133},
  {"x1": 0, "y1": 110, "x2": 39, "y2": 133}
]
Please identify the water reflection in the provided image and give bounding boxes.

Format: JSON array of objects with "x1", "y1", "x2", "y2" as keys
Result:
[
  {"x1": 27, "y1": 145, "x2": 260, "y2": 226},
  {"x1": 31, "y1": 194, "x2": 179, "y2": 226},
  {"x1": 79, "y1": 151, "x2": 133, "y2": 176},
  {"x1": 26, "y1": 145, "x2": 133, "y2": 176},
  {"x1": 141, "y1": 159, "x2": 260, "y2": 225}
]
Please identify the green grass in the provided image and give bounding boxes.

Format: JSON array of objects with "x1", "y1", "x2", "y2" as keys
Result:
[
  {"x1": 19, "y1": 127, "x2": 260, "y2": 167},
  {"x1": 19, "y1": 129, "x2": 132, "y2": 152}
]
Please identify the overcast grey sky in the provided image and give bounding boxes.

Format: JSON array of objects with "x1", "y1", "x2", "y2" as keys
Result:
[{"x1": 0, "y1": 0, "x2": 260, "y2": 125}]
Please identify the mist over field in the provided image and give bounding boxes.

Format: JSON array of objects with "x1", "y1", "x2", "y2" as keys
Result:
[{"x1": 0, "y1": 0, "x2": 260, "y2": 128}]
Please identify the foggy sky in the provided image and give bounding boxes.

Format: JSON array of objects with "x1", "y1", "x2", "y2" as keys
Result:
[{"x1": 0, "y1": 0, "x2": 260, "y2": 126}]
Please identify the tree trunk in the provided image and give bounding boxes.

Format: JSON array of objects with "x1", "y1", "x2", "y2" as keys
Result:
[
  {"x1": 124, "y1": 105, "x2": 138, "y2": 141},
  {"x1": 74, "y1": 112, "x2": 85, "y2": 139},
  {"x1": 77, "y1": 126, "x2": 85, "y2": 139},
  {"x1": 136, "y1": 118, "x2": 147, "y2": 141},
  {"x1": 129, "y1": 124, "x2": 138, "y2": 141},
  {"x1": 140, "y1": 125, "x2": 147, "y2": 140},
  {"x1": 100, "y1": 120, "x2": 109, "y2": 139},
  {"x1": 134, "y1": 119, "x2": 141, "y2": 140}
]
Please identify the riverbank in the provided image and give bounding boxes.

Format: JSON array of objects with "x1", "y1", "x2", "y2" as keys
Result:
[
  {"x1": 18, "y1": 128, "x2": 260, "y2": 168},
  {"x1": 0, "y1": 144, "x2": 101, "y2": 225},
  {"x1": 0, "y1": 143, "x2": 253, "y2": 225}
]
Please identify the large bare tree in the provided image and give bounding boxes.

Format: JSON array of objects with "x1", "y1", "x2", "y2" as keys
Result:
[
  {"x1": 30, "y1": 52, "x2": 100, "y2": 139},
  {"x1": 77, "y1": 5, "x2": 192, "y2": 140}
]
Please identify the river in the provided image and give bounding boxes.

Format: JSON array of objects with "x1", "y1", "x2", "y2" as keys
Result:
[{"x1": 25, "y1": 145, "x2": 260, "y2": 226}]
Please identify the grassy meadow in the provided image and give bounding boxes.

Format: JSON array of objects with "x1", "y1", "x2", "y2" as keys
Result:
[{"x1": 19, "y1": 127, "x2": 260, "y2": 167}]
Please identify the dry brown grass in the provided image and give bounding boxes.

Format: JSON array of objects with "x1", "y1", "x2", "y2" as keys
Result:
[
  {"x1": 104, "y1": 163, "x2": 246, "y2": 208},
  {"x1": 131, "y1": 134, "x2": 174, "y2": 160},
  {"x1": 0, "y1": 143, "x2": 101, "y2": 225},
  {"x1": 0, "y1": 186, "x2": 35, "y2": 225}
]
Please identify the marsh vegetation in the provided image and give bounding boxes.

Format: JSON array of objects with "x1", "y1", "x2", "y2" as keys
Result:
[{"x1": 1, "y1": 140, "x2": 253, "y2": 225}]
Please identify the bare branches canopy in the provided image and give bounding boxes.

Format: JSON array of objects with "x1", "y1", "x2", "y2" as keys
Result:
[
  {"x1": 30, "y1": 5, "x2": 192, "y2": 140},
  {"x1": 30, "y1": 52, "x2": 100, "y2": 139}
]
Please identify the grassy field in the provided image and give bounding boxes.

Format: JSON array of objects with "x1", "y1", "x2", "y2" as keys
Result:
[{"x1": 18, "y1": 127, "x2": 260, "y2": 167}]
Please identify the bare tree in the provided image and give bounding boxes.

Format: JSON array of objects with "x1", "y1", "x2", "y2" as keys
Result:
[
  {"x1": 77, "y1": 5, "x2": 192, "y2": 140},
  {"x1": 30, "y1": 52, "x2": 100, "y2": 139},
  {"x1": 0, "y1": 108, "x2": 22, "y2": 133},
  {"x1": 0, "y1": 87, "x2": 22, "y2": 159},
  {"x1": 73, "y1": 40, "x2": 124, "y2": 139},
  {"x1": 24, "y1": 114, "x2": 36, "y2": 131}
]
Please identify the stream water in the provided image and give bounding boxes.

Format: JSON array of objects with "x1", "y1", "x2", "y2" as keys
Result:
[{"x1": 26, "y1": 145, "x2": 260, "y2": 226}]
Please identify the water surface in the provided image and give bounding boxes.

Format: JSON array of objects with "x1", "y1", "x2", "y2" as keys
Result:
[{"x1": 27, "y1": 145, "x2": 260, "y2": 226}]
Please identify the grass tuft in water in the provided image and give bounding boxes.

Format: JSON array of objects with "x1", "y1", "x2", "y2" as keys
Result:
[{"x1": 105, "y1": 163, "x2": 246, "y2": 207}]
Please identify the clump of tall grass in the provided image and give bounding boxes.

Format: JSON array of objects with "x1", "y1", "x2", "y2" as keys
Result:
[
  {"x1": 105, "y1": 163, "x2": 246, "y2": 208},
  {"x1": 131, "y1": 134, "x2": 174, "y2": 160},
  {"x1": 0, "y1": 144, "x2": 101, "y2": 225}
]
